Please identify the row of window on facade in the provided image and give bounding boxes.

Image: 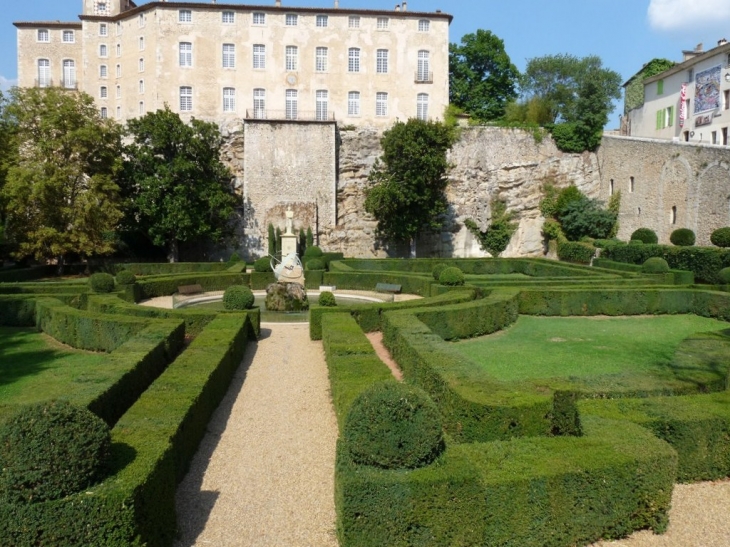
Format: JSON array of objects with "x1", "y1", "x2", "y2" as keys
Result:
[
  {"x1": 36, "y1": 59, "x2": 76, "y2": 88},
  {"x1": 97, "y1": 88, "x2": 430, "y2": 121}
]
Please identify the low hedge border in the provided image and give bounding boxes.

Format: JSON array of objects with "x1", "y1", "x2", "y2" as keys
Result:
[
  {"x1": 250, "y1": 271, "x2": 276, "y2": 290},
  {"x1": 134, "y1": 272, "x2": 250, "y2": 301},
  {"x1": 35, "y1": 298, "x2": 151, "y2": 352},
  {"x1": 0, "y1": 313, "x2": 255, "y2": 546},
  {"x1": 310, "y1": 289, "x2": 477, "y2": 340},
  {"x1": 0, "y1": 294, "x2": 37, "y2": 326},
  {"x1": 321, "y1": 313, "x2": 393, "y2": 431},
  {"x1": 323, "y1": 271, "x2": 434, "y2": 297},
  {"x1": 336, "y1": 415, "x2": 676, "y2": 547},
  {"x1": 116, "y1": 262, "x2": 230, "y2": 276},
  {"x1": 0, "y1": 265, "x2": 57, "y2": 283},
  {"x1": 593, "y1": 258, "x2": 695, "y2": 285}
]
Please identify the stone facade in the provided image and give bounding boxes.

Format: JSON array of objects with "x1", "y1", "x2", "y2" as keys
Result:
[
  {"x1": 598, "y1": 135, "x2": 730, "y2": 245},
  {"x1": 15, "y1": 0, "x2": 451, "y2": 127}
]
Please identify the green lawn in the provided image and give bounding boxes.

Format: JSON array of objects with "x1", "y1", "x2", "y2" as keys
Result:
[
  {"x1": 0, "y1": 327, "x2": 109, "y2": 421},
  {"x1": 451, "y1": 315, "x2": 730, "y2": 396}
]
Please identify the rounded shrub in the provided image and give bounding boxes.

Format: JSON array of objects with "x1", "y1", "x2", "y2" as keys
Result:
[
  {"x1": 115, "y1": 269, "x2": 136, "y2": 285},
  {"x1": 89, "y1": 272, "x2": 115, "y2": 293},
  {"x1": 669, "y1": 228, "x2": 695, "y2": 246},
  {"x1": 0, "y1": 400, "x2": 111, "y2": 504},
  {"x1": 318, "y1": 291, "x2": 337, "y2": 307},
  {"x1": 432, "y1": 263, "x2": 449, "y2": 281},
  {"x1": 718, "y1": 267, "x2": 730, "y2": 284},
  {"x1": 438, "y1": 266, "x2": 465, "y2": 286},
  {"x1": 642, "y1": 257, "x2": 670, "y2": 274},
  {"x1": 629, "y1": 239, "x2": 644, "y2": 246},
  {"x1": 223, "y1": 285, "x2": 255, "y2": 310},
  {"x1": 228, "y1": 251, "x2": 241, "y2": 263},
  {"x1": 306, "y1": 258, "x2": 326, "y2": 271},
  {"x1": 711, "y1": 227, "x2": 730, "y2": 248},
  {"x1": 254, "y1": 257, "x2": 272, "y2": 273},
  {"x1": 303, "y1": 245, "x2": 323, "y2": 261},
  {"x1": 630, "y1": 228, "x2": 658, "y2": 244},
  {"x1": 343, "y1": 381, "x2": 444, "y2": 469}
]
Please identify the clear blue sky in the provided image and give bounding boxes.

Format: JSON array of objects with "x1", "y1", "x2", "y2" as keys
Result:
[{"x1": 3, "y1": 0, "x2": 730, "y2": 128}]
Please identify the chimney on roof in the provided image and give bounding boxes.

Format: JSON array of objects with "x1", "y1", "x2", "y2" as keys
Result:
[
  {"x1": 695, "y1": 43, "x2": 703, "y2": 52},
  {"x1": 402, "y1": 1, "x2": 407, "y2": 10},
  {"x1": 719, "y1": 38, "x2": 728, "y2": 46},
  {"x1": 395, "y1": 4, "x2": 400, "y2": 11},
  {"x1": 334, "y1": 0, "x2": 339, "y2": 7},
  {"x1": 275, "y1": 0, "x2": 281, "y2": 6}
]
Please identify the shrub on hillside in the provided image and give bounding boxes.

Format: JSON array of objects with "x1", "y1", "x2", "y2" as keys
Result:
[
  {"x1": 711, "y1": 227, "x2": 730, "y2": 248},
  {"x1": 343, "y1": 381, "x2": 444, "y2": 469},
  {"x1": 115, "y1": 270, "x2": 137, "y2": 285},
  {"x1": 670, "y1": 228, "x2": 695, "y2": 247},
  {"x1": 303, "y1": 245, "x2": 323, "y2": 261},
  {"x1": 222, "y1": 285, "x2": 254, "y2": 310},
  {"x1": 432, "y1": 263, "x2": 449, "y2": 281},
  {"x1": 306, "y1": 258, "x2": 326, "y2": 271},
  {"x1": 0, "y1": 400, "x2": 111, "y2": 504},
  {"x1": 642, "y1": 257, "x2": 670, "y2": 274},
  {"x1": 631, "y1": 228, "x2": 658, "y2": 244},
  {"x1": 318, "y1": 291, "x2": 337, "y2": 307},
  {"x1": 89, "y1": 272, "x2": 115, "y2": 293},
  {"x1": 253, "y1": 257, "x2": 272, "y2": 273},
  {"x1": 439, "y1": 266, "x2": 465, "y2": 286}
]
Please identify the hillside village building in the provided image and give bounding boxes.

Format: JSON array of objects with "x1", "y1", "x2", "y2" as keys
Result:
[
  {"x1": 624, "y1": 40, "x2": 730, "y2": 145},
  {"x1": 14, "y1": 0, "x2": 451, "y2": 127}
]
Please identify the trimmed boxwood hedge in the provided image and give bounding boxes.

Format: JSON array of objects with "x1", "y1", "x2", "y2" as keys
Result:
[
  {"x1": 336, "y1": 416, "x2": 676, "y2": 547},
  {"x1": 0, "y1": 295, "x2": 37, "y2": 326},
  {"x1": 557, "y1": 241, "x2": 595, "y2": 264},
  {"x1": 134, "y1": 272, "x2": 250, "y2": 300},
  {"x1": 631, "y1": 228, "x2": 658, "y2": 244},
  {"x1": 669, "y1": 228, "x2": 695, "y2": 246},
  {"x1": 116, "y1": 262, "x2": 230, "y2": 276},
  {"x1": 0, "y1": 313, "x2": 256, "y2": 546}
]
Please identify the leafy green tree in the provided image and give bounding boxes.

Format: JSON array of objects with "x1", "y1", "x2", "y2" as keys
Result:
[
  {"x1": 464, "y1": 199, "x2": 517, "y2": 257},
  {"x1": 1, "y1": 87, "x2": 123, "y2": 270},
  {"x1": 559, "y1": 196, "x2": 617, "y2": 241},
  {"x1": 364, "y1": 119, "x2": 456, "y2": 257},
  {"x1": 449, "y1": 29, "x2": 520, "y2": 122},
  {"x1": 624, "y1": 58, "x2": 675, "y2": 113},
  {"x1": 120, "y1": 106, "x2": 238, "y2": 262},
  {"x1": 267, "y1": 223, "x2": 276, "y2": 256}
]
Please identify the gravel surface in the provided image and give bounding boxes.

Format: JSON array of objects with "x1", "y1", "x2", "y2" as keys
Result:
[
  {"x1": 174, "y1": 324, "x2": 339, "y2": 547},
  {"x1": 590, "y1": 479, "x2": 730, "y2": 547}
]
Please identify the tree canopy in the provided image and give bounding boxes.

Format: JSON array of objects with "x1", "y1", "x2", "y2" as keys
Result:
[
  {"x1": 364, "y1": 119, "x2": 456, "y2": 256},
  {"x1": 119, "y1": 106, "x2": 238, "y2": 262},
  {"x1": 449, "y1": 29, "x2": 520, "y2": 122},
  {"x1": 623, "y1": 58, "x2": 675, "y2": 113},
  {"x1": 1, "y1": 87, "x2": 123, "y2": 268}
]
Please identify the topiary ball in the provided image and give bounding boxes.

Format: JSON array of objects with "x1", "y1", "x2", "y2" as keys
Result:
[
  {"x1": 439, "y1": 266, "x2": 465, "y2": 286},
  {"x1": 223, "y1": 285, "x2": 255, "y2": 310},
  {"x1": 254, "y1": 257, "x2": 272, "y2": 273},
  {"x1": 89, "y1": 272, "x2": 115, "y2": 293},
  {"x1": 432, "y1": 263, "x2": 449, "y2": 281},
  {"x1": 318, "y1": 291, "x2": 337, "y2": 307},
  {"x1": 669, "y1": 228, "x2": 695, "y2": 246},
  {"x1": 0, "y1": 400, "x2": 111, "y2": 504},
  {"x1": 343, "y1": 381, "x2": 444, "y2": 469},
  {"x1": 630, "y1": 228, "x2": 658, "y2": 244},
  {"x1": 711, "y1": 227, "x2": 730, "y2": 248},
  {"x1": 718, "y1": 268, "x2": 730, "y2": 284},
  {"x1": 306, "y1": 258, "x2": 326, "y2": 271},
  {"x1": 228, "y1": 251, "x2": 242, "y2": 263},
  {"x1": 642, "y1": 257, "x2": 670, "y2": 274},
  {"x1": 115, "y1": 270, "x2": 136, "y2": 285},
  {"x1": 303, "y1": 245, "x2": 323, "y2": 261}
]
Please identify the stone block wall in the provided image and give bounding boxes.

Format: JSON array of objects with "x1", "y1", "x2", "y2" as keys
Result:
[{"x1": 597, "y1": 136, "x2": 730, "y2": 245}]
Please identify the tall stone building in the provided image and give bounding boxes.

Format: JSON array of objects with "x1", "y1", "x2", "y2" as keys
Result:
[{"x1": 14, "y1": 0, "x2": 452, "y2": 127}]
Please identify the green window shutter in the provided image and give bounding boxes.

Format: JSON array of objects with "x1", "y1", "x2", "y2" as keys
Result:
[
  {"x1": 656, "y1": 110, "x2": 662, "y2": 130},
  {"x1": 657, "y1": 79, "x2": 664, "y2": 95}
]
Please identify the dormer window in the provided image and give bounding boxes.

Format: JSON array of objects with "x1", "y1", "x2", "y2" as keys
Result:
[{"x1": 95, "y1": 1, "x2": 108, "y2": 15}]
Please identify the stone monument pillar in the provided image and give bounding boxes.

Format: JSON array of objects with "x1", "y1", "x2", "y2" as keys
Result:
[{"x1": 281, "y1": 206, "x2": 298, "y2": 257}]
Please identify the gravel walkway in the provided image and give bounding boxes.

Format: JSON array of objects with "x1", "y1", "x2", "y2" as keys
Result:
[{"x1": 174, "y1": 324, "x2": 339, "y2": 547}]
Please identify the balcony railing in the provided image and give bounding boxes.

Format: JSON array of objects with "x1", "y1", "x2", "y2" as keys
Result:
[
  {"x1": 61, "y1": 80, "x2": 78, "y2": 90},
  {"x1": 244, "y1": 109, "x2": 336, "y2": 121},
  {"x1": 415, "y1": 71, "x2": 433, "y2": 83},
  {"x1": 35, "y1": 78, "x2": 53, "y2": 88}
]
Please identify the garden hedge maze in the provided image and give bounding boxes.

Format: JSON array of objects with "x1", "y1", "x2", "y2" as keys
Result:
[
  {"x1": 317, "y1": 258, "x2": 730, "y2": 547},
  {"x1": 2, "y1": 256, "x2": 730, "y2": 546}
]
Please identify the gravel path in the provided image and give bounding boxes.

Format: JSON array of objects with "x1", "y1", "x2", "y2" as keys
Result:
[{"x1": 174, "y1": 324, "x2": 339, "y2": 547}]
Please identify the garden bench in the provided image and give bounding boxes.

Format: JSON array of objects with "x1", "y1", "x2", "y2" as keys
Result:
[
  {"x1": 375, "y1": 283, "x2": 401, "y2": 294},
  {"x1": 178, "y1": 284, "x2": 204, "y2": 295}
]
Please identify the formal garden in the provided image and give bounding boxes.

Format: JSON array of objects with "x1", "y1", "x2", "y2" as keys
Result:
[{"x1": 2, "y1": 245, "x2": 730, "y2": 546}]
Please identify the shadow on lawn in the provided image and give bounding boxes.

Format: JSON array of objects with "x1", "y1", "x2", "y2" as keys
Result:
[{"x1": 0, "y1": 330, "x2": 60, "y2": 387}]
